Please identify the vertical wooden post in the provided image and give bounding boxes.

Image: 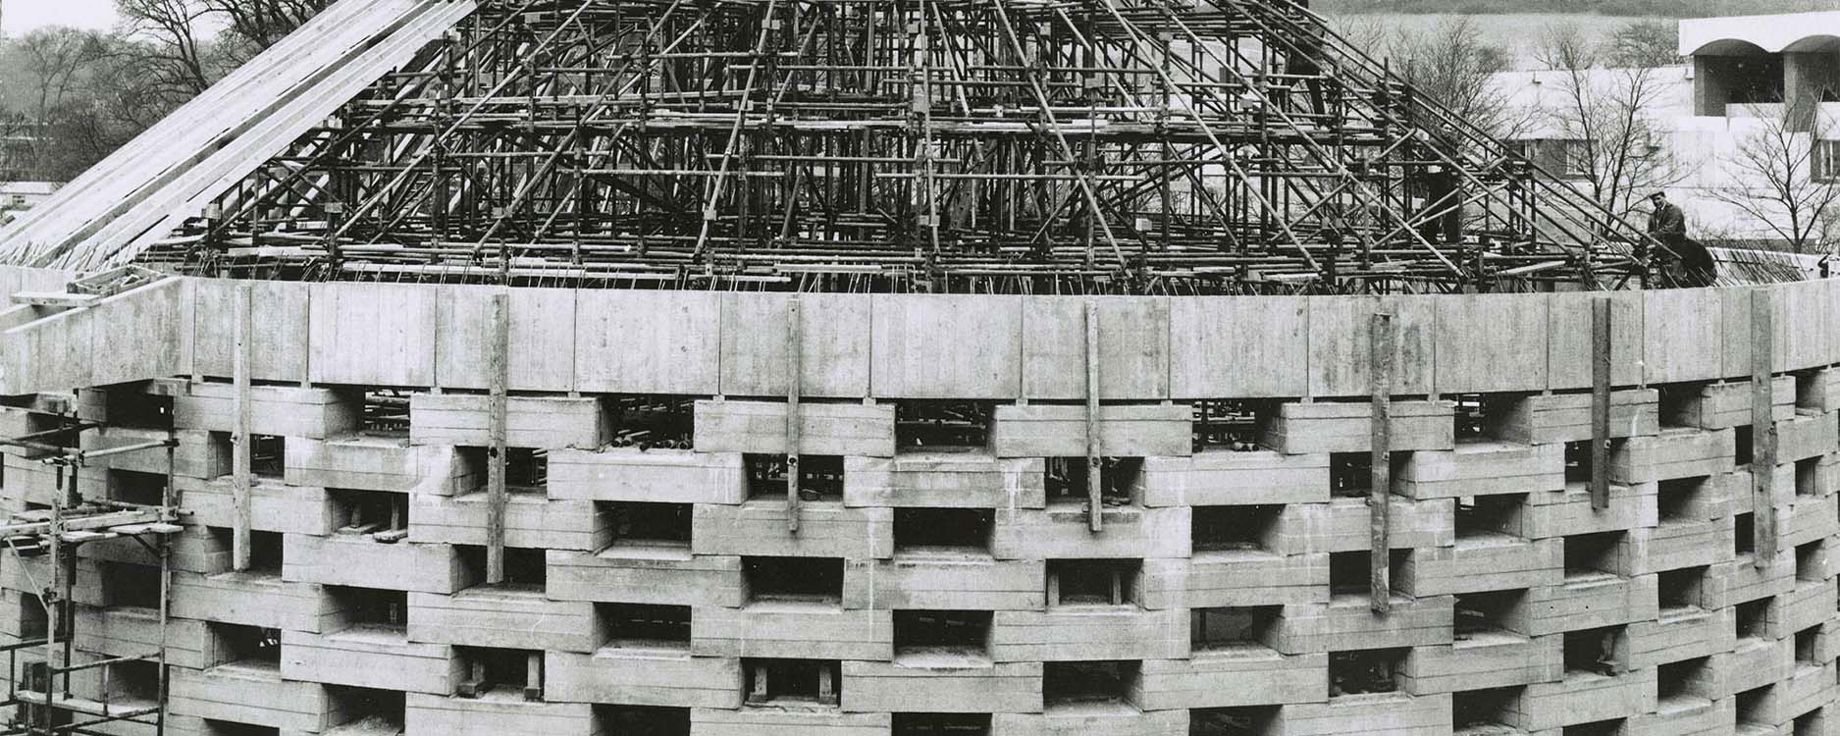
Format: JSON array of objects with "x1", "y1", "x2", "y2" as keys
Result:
[
  {"x1": 486, "y1": 291, "x2": 510, "y2": 584},
  {"x1": 231, "y1": 283, "x2": 253, "y2": 572},
  {"x1": 1085, "y1": 300, "x2": 1103, "y2": 533},
  {"x1": 1590, "y1": 298, "x2": 1612, "y2": 510},
  {"x1": 1369, "y1": 312, "x2": 1394, "y2": 615},
  {"x1": 1751, "y1": 289, "x2": 1777, "y2": 567},
  {"x1": 787, "y1": 299, "x2": 803, "y2": 534}
]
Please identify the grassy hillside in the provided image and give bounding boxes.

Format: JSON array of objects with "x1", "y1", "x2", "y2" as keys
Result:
[{"x1": 1318, "y1": 0, "x2": 1837, "y2": 17}]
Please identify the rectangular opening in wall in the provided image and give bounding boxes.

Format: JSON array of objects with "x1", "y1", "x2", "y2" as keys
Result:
[
  {"x1": 1657, "y1": 383, "x2": 1704, "y2": 429},
  {"x1": 1192, "y1": 505, "x2": 1280, "y2": 553},
  {"x1": 1042, "y1": 660, "x2": 1138, "y2": 708},
  {"x1": 1452, "y1": 686, "x2": 1523, "y2": 735},
  {"x1": 594, "y1": 705, "x2": 689, "y2": 736},
  {"x1": 1736, "y1": 598, "x2": 1771, "y2": 641},
  {"x1": 1796, "y1": 626, "x2": 1820, "y2": 666},
  {"x1": 249, "y1": 530, "x2": 283, "y2": 575},
  {"x1": 106, "y1": 659, "x2": 160, "y2": 706},
  {"x1": 1797, "y1": 370, "x2": 1827, "y2": 411},
  {"x1": 329, "y1": 488, "x2": 408, "y2": 541},
  {"x1": 108, "y1": 469, "x2": 167, "y2": 507},
  {"x1": 202, "y1": 720, "x2": 279, "y2": 736},
  {"x1": 1797, "y1": 457, "x2": 1821, "y2": 497},
  {"x1": 1656, "y1": 476, "x2": 1710, "y2": 525},
  {"x1": 458, "y1": 546, "x2": 547, "y2": 590},
  {"x1": 1563, "y1": 531, "x2": 1624, "y2": 580},
  {"x1": 101, "y1": 561, "x2": 162, "y2": 610},
  {"x1": 1046, "y1": 457, "x2": 1141, "y2": 506},
  {"x1": 1564, "y1": 440, "x2": 1592, "y2": 484},
  {"x1": 1563, "y1": 719, "x2": 1626, "y2": 736},
  {"x1": 208, "y1": 622, "x2": 280, "y2": 670},
  {"x1": 895, "y1": 401, "x2": 992, "y2": 451},
  {"x1": 1454, "y1": 589, "x2": 1526, "y2": 640},
  {"x1": 457, "y1": 646, "x2": 542, "y2": 701},
  {"x1": 1735, "y1": 424, "x2": 1754, "y2": 467},
  {"x1": 327, "y1": 585, "x2": 408, "y2": 633},
  {"x1": 1798, "y1": 541, "x2": 1825, "y2": 583},
  {"x1": 598, "y1": 603, "x2": 690, "y2": 649},
  {"x1": 1190, "y1": 606, "x2": 1278, "y2": 653},
  {"x1": 1328, "y1": 648, "x2": 1405, "y2": 696},
  {"x1": 1329, "y1": 550, "x2": 1408, "y2": 597},
  {"x1": 1189, "y1": 705, "x2": 1277, "y2": 736},
  {"x1": 1456, "y1": 494, "x2": 1525, "y2": 540},
  {"x1": 1736, "y1": 685, "x2": 1772, "y2": 729},
  {"x1": 1657, "y1": 567, "x2": 1707, "y2": 614},
  {"x1": 600, "y1": 501, "x2": 691, "y2": 547},
  {"x1": 893, "y1": 610, "x2": 991, "y2": 658},
  {"x1": 327, "y1": 686, "x2": 405, "y2": 733},
  {"x1": 744, "y1": 454, "x2": 845, "y2": 501},
  {"x1": 1329, "y1": 452, "x2": 1371, "y2": 498},
  {"x1": 250, "y1": 434, "x2": 284, "y2": 479},
  {"x1": 506, "y1": 447, "x2": 548, "y2": 493},
  {"x1": 361, "y1": 390, "x2": 412, "y2": 436},
  {"x1": 894, "y1": 508, "x2": 992, "y2": 553},
  {"x1": 105, "y1": 389, "x2": 172, "y2": 431},
  {"x1": 1656, "y1": 656, "x2": 1712, "y2": 708},
  {"x1": 1193, "y1": 400, "x2": 1272, "y2": 452},
  {"x1": 1047, "y1": 559, "x2": 1139, "y2": 607},
  {"x1": 744, "y1": 658, "x2": 841, "y2": 706},
  {"x1": 1735, "y1": 513, "x2": 1756, "y2": 557},
  {"x1": 1796, "y1": 710, "x2": 1824, "y2": 736},
  {"x1": 18, "y1": 593, "x2": 46, "y2": 641},
  {"x1": 1562, "y1": 626, "x2": 1624, "y2": 677},
  {"x1": 1453, "y1": 394, "x2": 1518, "y2": 444},
  {"x1": 607, "y1": 396, "x2": 695, "y2": 450},
  {"x1": 892, "y1": 713, "x2": 991, "y2": 736},
  {"x1": 744, "y1": 556, "x2": 844, "y2": 606}
]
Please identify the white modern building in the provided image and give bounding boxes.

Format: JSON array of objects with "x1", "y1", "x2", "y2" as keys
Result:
[{"x1": 1491, "y1": 11, "x2": 1840, "y2": 253}]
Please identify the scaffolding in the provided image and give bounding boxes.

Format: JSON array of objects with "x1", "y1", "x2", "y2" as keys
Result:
[
  {"x1": 111, "y1": 0, "x2": 1671, "y2": 294},
  {"x1": 0, "y1": 410, "x2": 182, "y2": 736}
]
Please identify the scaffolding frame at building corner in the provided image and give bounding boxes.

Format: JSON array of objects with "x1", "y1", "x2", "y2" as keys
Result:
[{"x1": 0, "y1": 407, "x2": 183, "y2": 736}]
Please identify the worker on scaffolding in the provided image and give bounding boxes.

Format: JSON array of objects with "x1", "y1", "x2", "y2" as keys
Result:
[
  {"x1": 1281, "y1": 0, "x2": 1328, "y2": 119},
  {"x1": 1646, "y1": 192, "x2": 1716, "y2": 288},
  {"x1": 1416, "y1": 162, "x2": 1463, "y2": 245}
]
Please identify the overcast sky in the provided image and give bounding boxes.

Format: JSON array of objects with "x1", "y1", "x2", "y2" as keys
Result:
[{"x1": 4, "y1": 0, "x2": 121, "y2": 36}]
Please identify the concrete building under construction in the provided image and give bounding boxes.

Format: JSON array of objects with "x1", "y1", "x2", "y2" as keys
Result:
[{"x1": 0, "y1": 1, "x2": 1832, "y2": 735}]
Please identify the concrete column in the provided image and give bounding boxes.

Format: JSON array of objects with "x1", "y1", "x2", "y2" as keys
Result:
[
  {"x1": 1693, "y1": 56, "x2": 1731, "y2": 117},
  {"x1": 1784, "y1": 51, "x2": 1840, "y2": 132}
]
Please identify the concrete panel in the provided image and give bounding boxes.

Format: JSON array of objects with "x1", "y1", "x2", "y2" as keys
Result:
[
  {"x1": 435, "y1": 285, "x2": 577, "y2": 391},
  {"x1": 1170, "y1": 296, "x2": 1309, "y2": 398},
  {"x1": 1308, "y1": 294, "x2": 1436, "y2": 398},
  {"x1": 192, "y1": 278, "x2": 310, "y2": 383},
  {"x1": 1021, "y1": 296, "x2": 1170, "y2": 400},
  {"x1": 719, "y1": 292, "x2": 872, "y2": 398},
  {"x1": 308, "y1": 282, "x2": 437, "y2": 386},
  {"x1": 1645, "y1": 287, "x2": 1724, "y2": 384},
  {"x1": 871, "y1": 294, "x2": 1022, "y2": 399},
  {"x1": 1548, "y1": 290, "x2": 1643, "y2": 390},
  {"x1": 1435, "y1": 293, "x2": 1547, "y2": 393},
  {"x1": 574, "y1": 290, "x2": 720, "y2": 394}
]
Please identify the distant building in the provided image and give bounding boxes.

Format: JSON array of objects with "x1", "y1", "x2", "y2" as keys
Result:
[
  {"x1": 1490, "y1": 11, "x2": 1840, "y2": 252},
  {"x1": 0, "y1": 181, "x2": 59, "y2": 224}
]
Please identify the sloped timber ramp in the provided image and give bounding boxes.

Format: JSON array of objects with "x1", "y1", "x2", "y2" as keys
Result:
[{"x1": 0, "y1": 0, "x2": 477, "y2": 271}]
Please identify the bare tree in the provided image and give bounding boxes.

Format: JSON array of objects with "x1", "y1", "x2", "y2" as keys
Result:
[
  {"x1": 1706, "y1": 101, "x2": 1840, "y2": 254},
  {"x1": 115, "y1": 0, "x2": 216, "y2": 96},
  {"x1": 205, "y1": 0, "x2": 334, "y2": 59},
  {"x1": 1387, "y1": 17, "x2": 1525, "y2": 139},
  {"x1": 1534, "y1": 23, "x2": 1686, "y2": 222},
  {"x1": 1605, "y1": 19, "x2": 1680, "y2": 69},
  {"x1": 16, "y1": 28, "x2": 109, "y2": 128}
]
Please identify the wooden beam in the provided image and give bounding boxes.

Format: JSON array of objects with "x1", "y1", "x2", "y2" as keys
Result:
[
  {"x1": 1590, "y1": 298, "x2": 1612, "y2": 510},
  {"x1": 485, "y1": 290, "x2": 510, "y2": 584},
  {"x1": 787, "y1": 298, "x2": 803, "y2": 534},
  {"x1": 1369, "y1": 312, "x2": 1394, "y2": 615},
  {"x1": 231, "y1": 282, "x2": 252, "y2": 573},
  {"x1": 1085, "y1": 300, "x2": 1103, "y2": 533},
  {"x1": 1751, "y1": 288, "x2": 1777, "y2": 567}
]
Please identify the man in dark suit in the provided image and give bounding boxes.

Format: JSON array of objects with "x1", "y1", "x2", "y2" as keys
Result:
[{"x1": 1646, "y1": 192, "x2": 1715, "y2": 287}]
